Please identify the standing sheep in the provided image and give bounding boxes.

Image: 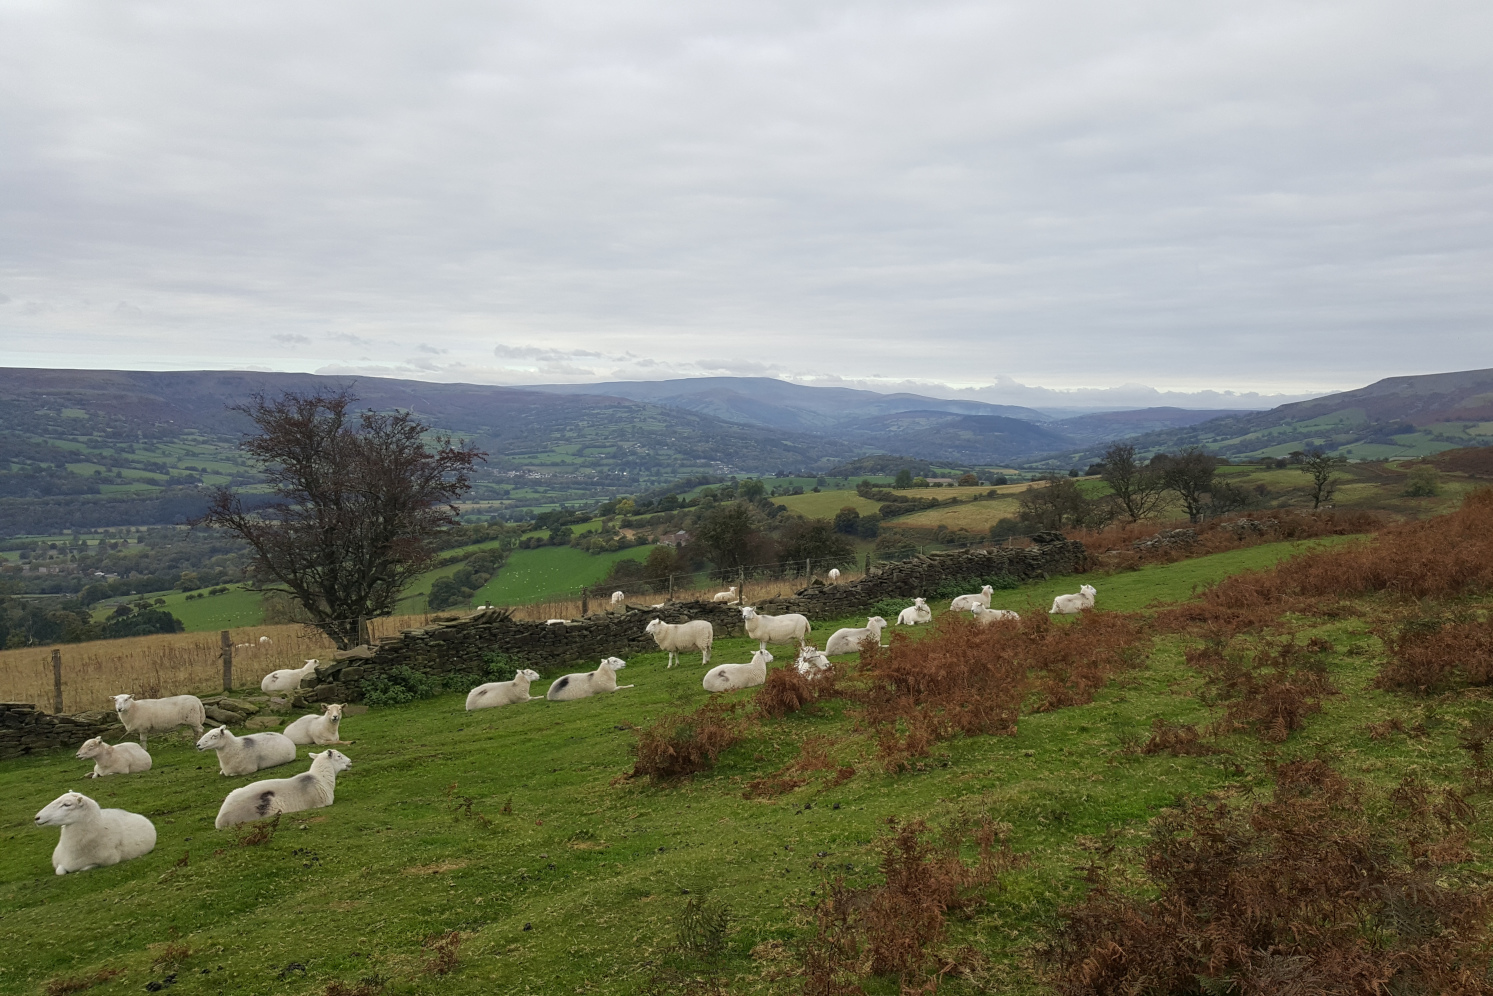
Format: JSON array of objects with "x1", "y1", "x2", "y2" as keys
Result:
[
  {"x1": 712, "y1": 586, "x2": 738, "y2": 603},
  {"x1": 827, "y1": 568, "x2": 840, "y2": 582},
  {"x1": 645, "y1": 618, "x2": 713, "y2": 668},
  {"x1": 261, "y1": 659, "x2": 321, "y2": 694},
  {"x1": 111, "y1": 693, "x2": 206, "y2": 749},
  {"x1": 703, "y1": 650, "x2": 773, "y2": 692},
  {"x1": 610, "y1": 591, "x2": 625, "y2": 606},
  {"x1": 896, "y1": 598, "x2": 932, "y2": 626},
  {"x1": 546, "y1": 658, "x2": 634, "y2": 701},
  {"x1": 740, "y1": 606, "x2": 812, "y2": 651},
  {"x1": 283, "y1": 703, "x2": 349, "y2": 745},
  {"x1": 1049, "y1": 584, "x2": 1097, "y2": 614},
  {"x1": 75, "y1": 737, "x2": 152, "y2": 778},
  {"x1": 466, "y1": 669, "x2": 543, "y2": 710},
  {"x1": 949, "y1": 585, "x2": 995, "y2": 612},
  {"x1": 823, "y1": 617, "x2": 888, "y2": 656},
  {"x1": 196, "y1": 726, "x2": 298, "y2": 777},
  {"x1": 214, "y1": 750, "x2": 352, "y2": 829},
  {"x1": 34, "y1": 791, "x2": 156, "y2": 875}
]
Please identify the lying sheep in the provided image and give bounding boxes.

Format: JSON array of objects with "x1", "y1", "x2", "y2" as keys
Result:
[
  {"x1": 950, "y1": 585, "x2": 995, "y2": 612},
  {"x1": 740, "y1": 605, "x2": 812, "y2": 651},
  {"x1": 260, "y1": 659, "x2": 320, "y2": 694},
  {"x1": 283, "y1": 703, "x2": 349, "y2": 745},
  {"x1": 896, "y1": 597, "x2": 932, "y2": 626},
  {"x1": 546, "y1": 657, "x2": 634, "y2": 701},
  {"x1": 611, "y1": 591, "x2": 624, "y2": 606},
  {"x1": 795, "y1": 646, "x2": 832, "y2": 677},
  {"x1": 466, "y1": 669, "x2": 542, "y2": 710},
  {"x1": 828, "y1": 568, "x2": 840, "y2": 582},
  {"x1": 712, "y1": 586, "x2": 738, "y2": 603},
  {"x1": 214, "y1": 750, "x2": 351, "y2": 829},
  {"x1": 75, "y1": 737, "x2": 151, "y2": 778},
  {"x1": 546, "y1": 618, "x2": 569, "y2": 626},
  {"x1": 196, "y1": 726, "x2": 298, "y2": 777},
  {"x1": 1050, "y1": 584, "x2": 1097, "y2": 615},
  {"x1": 645, "y1": 617, "x2": 713, "y2": 668},
  {"x1": 111, "y1": 693, "x2": 206, "y2": 749},
  {"x1": 34, "y1": 791, "x2": 156, "y2": 875},
  {"x1": 703, "y1": 649, "x2": 773, "y2": 692},
  {"x1": 971, "y1": 605, "x2": 1021, "y2": 625},
  {"x1": 824, "y1": 616, "x2": 888, "y2": 656}
]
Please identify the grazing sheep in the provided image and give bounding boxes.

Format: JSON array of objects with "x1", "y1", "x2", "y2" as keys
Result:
[
  {"x1": 703, "y1": 649, "x2": 773, "y2": 692},
  {"x1": 712, "y1": 586, "x2": 738, "y2": 603},
  {"x1": 260, "y1": 659, "x2": 321, "y2": 694},
  {"x1": 896, "y1": 597, "x2": 932, "y2": 626},
  {"x1": 34, "y1": 791, "x2": 156, "y2": 875},
  {"x1": 645, "y1": 617, "x2": 714, "y2": 668},
  {"x1": 546, "y1": 657, "x2": 634, "y2": 701},
  {"x1": 283, "y1": 703, "x2": 349, "y2": 745},
  {"x1": 259, "y1": 636, "x2": 272, "y2": 646},
  {"x1": 75, "y1": 737, "x2": 151, "y2": 779},
  {"x1": 611, "y1": 591, "x2": 625, "y2": 606},
  {"x1": 828, "y1": 568, "x2": 840, "y2": 582},
  {"x1": 196, "y1": 726, "x2": 298, "y2": 777},
  {"x1": 214, "y1": 750, "x2": 351, "y2": 829},
  {"x1": 824, "y1": 616, "x2": 888, "y2": 656},
  {"x1": 971, "y1": 605, "x2": 1021, "y2": 625},
  {"x1": 110, "y1": 693, "x2": 205, "y2": 749},
  {"x1": 795, "y1": 646, "x2": 832, "y2": 677},
  {"x1": 465, "y1": 669, "x2": 543, "y2": 711},
  {"x1": 1049, "y1": 584, "x2": 1097, "y2": 615},
  {"x1": 949, "y1": 585, "x2": 995, "y2": 612},
  {"x1": 740, "y1": 606, "x2": 812, "y2": 651}
]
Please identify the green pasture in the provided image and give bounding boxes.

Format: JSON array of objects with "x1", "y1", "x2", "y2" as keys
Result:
[{"x1": 474, "y1": 545, "x2": 656, "y2": 606}]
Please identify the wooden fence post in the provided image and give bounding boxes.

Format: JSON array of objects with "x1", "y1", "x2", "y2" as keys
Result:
[
  {"x1": 864, "y1": 551, "x2": 872, "y2": 574},
  {"x1": 668, "y1": 574, "x2": 674, "y2": 601},
  {"x1": 805, "y1": 558, "x2": 811, "y2": 580},
  {"x1": 220, "y1": 631, "x2": 232, "y2": 692},
  {"x1": 358, "y1": 616, "x2": 369, "y2": 646},
  {"x1": 581, "y1": 590, "x2": 589, "y2": 616},
  {"x1": 739, "y1": 566, "x2": 746, "y2": 606},
  {"x1": 51, "y1": 648, "x2": 63, "y2": 714}
]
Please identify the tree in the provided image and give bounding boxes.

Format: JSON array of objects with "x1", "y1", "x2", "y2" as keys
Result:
[
  {"x1": 200, "y1": 390, "x2": 484, "y2": 649},
  {"x1": 1100, "y1": 443, "x2": 1166, "y2": 522},
  {"x1": 833, "y1": 506, "x2": 861, "y2": 535},
  {"x1": 894, "y1": 468, "x2": 914, "y2": 488},
  {"x1": 1154, "y1": 448, "x2": 1219, "y2": 524},
  {"x1": 1017, "y1": 476, "x2": 1114, "y2": 531},
  {"x1": 695, "y1": 501, "x2": 764, "y2": 570},
  {"x1": 777, "y1": 519, "x2": 855, "y2": 567},
  {"x1": 958, "y1": 472, "x2": 979, "y2": 486},
  {"x1": 1300, "y1": 449, "x2": 1343, "y2": 509}
]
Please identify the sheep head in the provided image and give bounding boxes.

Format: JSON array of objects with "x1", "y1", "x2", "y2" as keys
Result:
[
  {"x1": 35, "y1": 791, "x2": 91, "y2": 826},
  {"x1": 311, "y1": 750, "x2": 353, "y2": 774},
  {"x1": 196, "y1": 726, "x2": 231, "y2": 750},
  {"x1": 110, "y1": 693, "x2": 133, "y2": 712},
  {"x1": 75, "y1": 737, "x2": 105, "y2": 759},
  {"x1": 322, "y1": 703, "x2": 345, "y2": 721}
]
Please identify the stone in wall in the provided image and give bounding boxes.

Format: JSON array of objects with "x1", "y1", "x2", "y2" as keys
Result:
[{"x1": 0, "y1": 702, "x2": 126, "y2": 761}]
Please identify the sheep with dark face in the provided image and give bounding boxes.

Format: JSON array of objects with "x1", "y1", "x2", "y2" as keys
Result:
[
  {"x1": 214, "y1": 750, "x2": 351, "y2": 829},
  {"x1": 34, "y1": 791, "x2": 155, "y2": 875}
]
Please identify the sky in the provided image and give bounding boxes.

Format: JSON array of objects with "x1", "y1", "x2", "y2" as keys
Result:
[{"x1": 1, "y1": 1, "x2": 1490, "y2": 408}]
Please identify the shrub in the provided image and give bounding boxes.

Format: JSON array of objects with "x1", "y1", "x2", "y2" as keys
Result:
[
  {"x1": 1140, "y1": 717, "x2": 1218, "y2": 756},
  {"x1": 626, "y1": 701, "x2": 745, "y2": 782},
  {"x1": 1376, "y1": 615, "x2": 1493, "y2": 694},
  {"x1": 361, "y1": 665, "x2": 442, "y2": 706},
  {"x1": 1189, "y1": 637, "x2": 1338, "y2": 742},
  {"x1": 755, "y1": 666, "x2": 837, "y2": 719},
  {"x1": 1405, "y1": 464, "x2": 1441, "y2": 496},
  {"x1": 929, "y1": 573, "x2": 1020, "y2": 600}
]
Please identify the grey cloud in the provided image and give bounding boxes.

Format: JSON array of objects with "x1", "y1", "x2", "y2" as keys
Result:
[{"x1": 272, "y1": 333, "x2": 311, "y2": 345}]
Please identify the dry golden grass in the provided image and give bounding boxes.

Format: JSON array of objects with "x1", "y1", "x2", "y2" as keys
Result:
[{"x1": 503, "y1": 574, "x2": 864, "y2": 622}]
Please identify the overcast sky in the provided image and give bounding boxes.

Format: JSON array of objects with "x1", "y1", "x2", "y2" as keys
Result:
[{"x1": 1, "y1": 1, "x2": 1489, "y2": 406}]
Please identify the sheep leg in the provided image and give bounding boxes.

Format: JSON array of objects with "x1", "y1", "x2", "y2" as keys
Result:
[
  {"x1": 613, "y1": 684, "x2": 635, "y2": 690},
  {"x1": 138, "y1": 732, "x2": 148, "y2": 750}
]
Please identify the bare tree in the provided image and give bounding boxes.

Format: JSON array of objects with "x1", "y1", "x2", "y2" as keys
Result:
[
  {"x1": 1017, "y1": 476, "x2": 1114, "y2": 531},
  {"x1": 1154, "y1": 447, "x2": 1220, "y2": 523},
  {"x1": 200, "y1": 390, "x2": 484, "y2": 648},
  {"x1": 1100, "y1": 443, "x2": 1166, "y2": 522},
  {"x1": 1300, "y1": 448, "x2": 1342, "y2": 509}
]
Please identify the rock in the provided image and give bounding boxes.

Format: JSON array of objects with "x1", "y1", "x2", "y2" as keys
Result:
[
  {"x1": 245, "y1": 715, "x2": 282, "y2": 729},
  {"x1": 204, "y1": 707, "x2": 246, "y2": 725},
  {"x1": 217, "y1": 697, "x2": 260, "y2": 715},
  {"x1": 339, "y1": 667, "x2": 364, "y2": 682},
  {"x1": 265, "y1": 697, "x2": 292, "y2": 713}
]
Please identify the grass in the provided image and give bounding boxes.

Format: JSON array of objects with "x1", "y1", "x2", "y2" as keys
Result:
[
  {"x1": 0, "y1": 536, "x2": 1413, "y2": 996},
  {"x1": 474, "y1": 544, "x2": 656, "y2": 606},
  {"x1": 137, "y1": 587, "x2": 267, "y2": 632}
]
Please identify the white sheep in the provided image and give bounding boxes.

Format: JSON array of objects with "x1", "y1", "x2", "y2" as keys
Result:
[
  {"x1": 75, "y1": 737, "x2": 151, "y2": 778},
  {"x1": 824, "y1": 616, "x2": 888, "y2": 656},
  {"x1": 196, "y1": 726, "x2": 298, "y2": 777},
  {"x1": 949, "y1": 585, "x2": 995, "y2": 612},
  {"x1": 712, "y1": 585, "x2": 738, "y2": 603},
  {"x1": 546, "y1": 657, "x2": 634, "y2": 701},
  {"x1": 971, "y1": 605, "x2": 1022, "y2": 625},
  {"x1": 611, "y1": 591, "x2": 625, "y2": 606},
  {"x1": 260, "y1": 659, "x2": 321, "y2": 694},
  {"x1": 740, "y1": 606, "x2": 812, "y2": 651},
  {"x1": 645, "y1": 617, "x2": 713, "y2": 668},
  {"x1": 214, "y1": 750, "x2": 351, "y2": 829},
  {"x1": 795, "y1": 646, "x2": 832, "y2": 677},
  {"x1": 259, "y1": 636, "x2": 272, "y2": 645},
  {"x1": 1050, "y1": 584, "x2": 1097, "y2": 615},
  {"x1": 828, "y1": 568, "x2": 840, "y2": 582},
  {"x1": 465, "y1": 669, "x2": 543, "y2": 710},
  {"x1": 283, "y1": 703, "x2": 349, "y2": 745},
  {"x1": 546, "y1": 618, "x2": 569, "y2": 626},
  {"x1": 703, "y1": 649, "x2": 773, "y2": 692},
  {"x1": 896, "y1": 598, "x2": 932, "y2": 626},
  {"x1": 110, "y1": 693, "x2": 206, "y2": 749},
  {"x1": 34, "y1": 791, "x2": 156, "y2": 875}
]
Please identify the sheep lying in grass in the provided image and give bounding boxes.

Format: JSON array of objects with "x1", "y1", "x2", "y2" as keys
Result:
[
  {"x1": 466, "y1": 669, "x2": 542, "y2": 710},
  {"x1": 645, "y1": 618, "x2": 713, "y2": 668},
  {"x1": 546, "y1": 618, "x2": 569, "y2": 625},
  {"x1": 896, "y1": 598, "x2": 932, "y2": 626},
  {"x1": 971, "y1": 605, "x2": 1021, "y2": 625},
  {"x1": 949, "y1": 585, "x2": 995, "y2": 612},
  {"x1": 283, "y1": 703, "x2": 349, "y2": 745},
  {"x1": 740, "y1": 606, "x2": 812, "y2": 651},
  {"x1": 260, "y1": 659, "x2": 320, "y2": 694},
  {"x1": 34, "y1": 791, "x2": 155, "y2": 875},
  {"x1": 703, "y1": 650, "x2": 773, "y2": 692},
  {"x1": 828, "y1": 568, "x2": 840, "y2": 582},
  {"x1": 795, "y1": 646, "x2": 832, "y2": 677},
  {"x1": 1049, "y1": 584, "x2": 1097, "y2": 615},
  {"x1": 214, "y1": 750, "x2": 351, "y2": 829},
  {"x1": 712, "y1": 586, "x2": 738, "y2": 603},
  {"x1": 196, "y1": 726, "x2": 298, "y2": 777},
  {"x1": 611, "y1": 591, "x2": 624, "y2": 606},
  {"x1": 111, "y1": 693, "x2": 205, "y2": 749},
  {"x1": 75, "y1": 737, "x2": 151, "y2": 778},
  {"x1": 824, "y1": 616, "x2": 888, "y2": 656},
  {"x1": 546, "y1": 657, "x2": 633, "y2": 701}
]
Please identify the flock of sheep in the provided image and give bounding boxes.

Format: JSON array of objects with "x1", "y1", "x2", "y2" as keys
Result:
[{"x1": 28, "y1": 581, "x2": 1097, "y2": 877}]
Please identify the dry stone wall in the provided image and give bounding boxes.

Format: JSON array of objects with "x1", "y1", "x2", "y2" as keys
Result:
[
  {"x1": 304, "y1": 538, "x2": 1087, "y2": 703},
  {"x1": 0, "y1": 703, "x2": 125, "y2": 760}
]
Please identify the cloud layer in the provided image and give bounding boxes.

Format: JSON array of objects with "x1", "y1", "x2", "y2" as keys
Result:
[{"x1": 1, "y1": 1, "x2": 1489, "y2": 397}]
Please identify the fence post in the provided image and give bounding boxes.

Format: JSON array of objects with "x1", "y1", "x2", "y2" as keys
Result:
[
  {"x1": 220, "y1": 631, "x2": 232, "y2": 692},
  {"x1": 51, "y1": 648, "x2": 62, "y2": 714},
  {"x1": 805, "y1": 558, "x2": 811, "y2": 580},
  {"x1": 581, "y1": 590, "x2": 589, "y2": 616},
  {"x1": 864, "y1": 551, "x2": 872, "y2": 574},
  {"x1": 668, "y1": 574, "x2": 674, "y2": 601},
  {"x1": 739, "y1": 565, "x2": 746, "y2": 606},
  {"x1": 357, "y1": 616, "x2": 369, "y2": 646}
]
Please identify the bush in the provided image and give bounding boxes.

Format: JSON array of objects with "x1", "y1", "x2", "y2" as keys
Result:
[
  {"x1": 100, "y1": 607, "x2": 183, "y2": 639},
  {"x1": 1405, "y1": 464, "x2": 1441, "y2": 496},
  {"x1": 755, "y1": 665, "x2": 838, "y2": 719},
  {"x1": 625, "y1": 701, "x2": 745, "y2": 782},
  {"x1": 929, "y1": 574, "x2": 1019, "y2": 600},
  {"x1": 362, "y1": 665, "x2": 443, "y2": 706},
  {"x1": 1376, "y1": 615, "x2": 1493, "y2": 694},
  {"x1": 1189, "y1": 637, "x2": 1338, "y2": 742}
]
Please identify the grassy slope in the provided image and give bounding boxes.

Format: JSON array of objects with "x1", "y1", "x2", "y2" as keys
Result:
[
  {"x1": 474, "y1": 545, "x2": 655, "y2": 606},
  {"x1": 0, "y1": 537, "x2": 1396, "y2": 996}
]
